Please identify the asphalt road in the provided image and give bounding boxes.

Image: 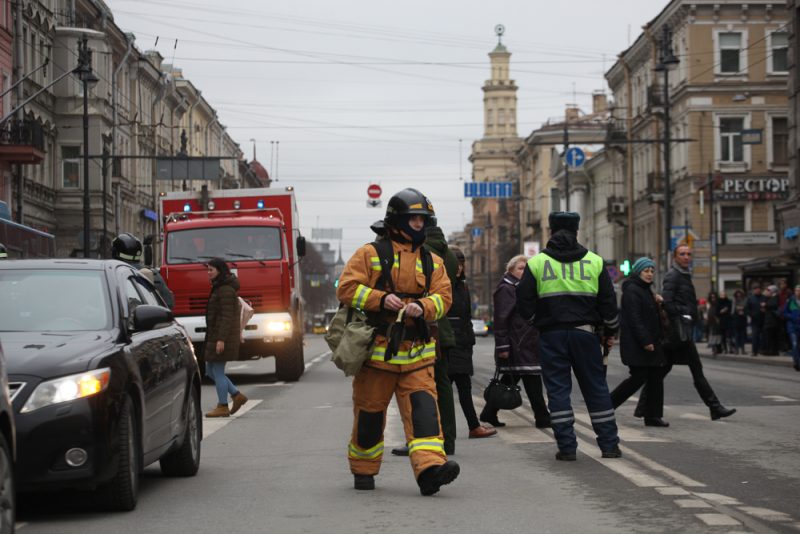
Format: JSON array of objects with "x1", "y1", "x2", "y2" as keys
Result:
[{"x1": 15, "y1": 335, "x2": 800, "y2": 533}]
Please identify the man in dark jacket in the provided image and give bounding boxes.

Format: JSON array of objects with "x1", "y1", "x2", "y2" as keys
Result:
[
  {"x1": 517, "y1": 212, "x2": 620, "y2": 461},
  {"x1": 744, "y1": 286, "x2": 765, "y2": 355},
  {"x1": 762, "y1": 285, "x2": 781, "y2": 356},
  {"x1": 637, "y1": 245, "x2": 736, "y2": 420}
]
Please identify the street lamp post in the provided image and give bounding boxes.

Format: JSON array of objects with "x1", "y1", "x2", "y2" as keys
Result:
[
  {"x1": 77, "y1": 34, "x2": 99, "y2": 258},
  {"x1": 655, "y1": 25, "x2": 679, "y2": 273}
]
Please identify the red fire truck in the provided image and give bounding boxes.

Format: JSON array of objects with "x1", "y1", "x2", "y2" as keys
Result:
[{"x1": 159, "y1": 187, "x2": 306, "y2": 381}]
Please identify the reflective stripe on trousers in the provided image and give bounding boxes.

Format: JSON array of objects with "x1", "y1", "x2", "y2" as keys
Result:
[{"x1": 538, "y1": 329, "x2": 619, "y2": 453}]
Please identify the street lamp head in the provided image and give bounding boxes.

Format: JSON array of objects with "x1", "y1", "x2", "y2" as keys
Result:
[{"x1": 81, "y1": 70, "x2": 100, "y2": 86}]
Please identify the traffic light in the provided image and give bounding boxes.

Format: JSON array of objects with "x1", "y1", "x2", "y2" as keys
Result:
[{"x1": 620, "y1": 259, "x2": 631, "y2": 276}]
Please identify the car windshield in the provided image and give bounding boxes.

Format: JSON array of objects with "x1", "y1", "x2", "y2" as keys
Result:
[
  {"x1": 0, "y1": 269, "x2": 111, "y2": 332},
  {"x1": 166, "y1": 226, "x2": 282, "y2": 264}
]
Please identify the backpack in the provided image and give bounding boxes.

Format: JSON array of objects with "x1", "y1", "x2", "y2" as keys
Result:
[
  {"x1": 326, "y1": 239, "x2": 434, "y2": 375},
  {"x1": 238, "y1": 297, "x2": 254, "y2": 342}
]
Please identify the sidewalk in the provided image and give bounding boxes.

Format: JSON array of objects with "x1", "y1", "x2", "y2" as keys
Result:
[{"x1": 696, "y1": 344, "x2": 795, "y2": 368}]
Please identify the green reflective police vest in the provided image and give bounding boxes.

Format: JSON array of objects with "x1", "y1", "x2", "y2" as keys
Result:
[{"x1": 527, "y1": 251, "x2": 604, "y2": 298}]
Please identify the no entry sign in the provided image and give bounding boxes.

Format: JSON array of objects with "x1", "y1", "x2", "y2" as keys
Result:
[{"x1": 367, "y1": 184, "x2": 382, "y2": 199}]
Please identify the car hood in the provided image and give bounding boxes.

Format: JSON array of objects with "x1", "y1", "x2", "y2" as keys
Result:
[{"x1": 0, "y1": 331, "x2": 115, "y2": 379}]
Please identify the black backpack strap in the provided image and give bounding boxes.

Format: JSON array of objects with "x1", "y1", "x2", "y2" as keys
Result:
[
  {"x1": 371, "y1": 239, "x2": 396, "y2": 293},
  {"x1": 419, "y1": 246, "x2": 434, "y2": 296}
]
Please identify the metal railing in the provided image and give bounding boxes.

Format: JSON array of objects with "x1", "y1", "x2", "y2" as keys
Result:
[{"x1": 0, "y1": 119, "x2": 45, "y2": 151}]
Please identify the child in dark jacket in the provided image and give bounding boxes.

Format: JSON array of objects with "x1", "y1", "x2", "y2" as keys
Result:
[{"x1": 733, "y1": 306, "x2": 748, "y2": 355}]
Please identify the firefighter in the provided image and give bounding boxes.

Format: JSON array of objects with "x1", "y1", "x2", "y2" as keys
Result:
[
  {"x1": 112, "y1": 232, "x2": 175, "y2": 309},
  {"x1": 337, "y1": 188, "x2": 460, "y2": 496},
  {"x1": 516, "y1": 212, "x2": 621, "y2": 461},
  {"x1": 0, "y1": 243, "x2": 7, "y2": 259}
]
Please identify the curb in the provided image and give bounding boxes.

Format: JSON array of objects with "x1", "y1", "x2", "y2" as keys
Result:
[{"x1": 697, "y1": 348, "x2": 794, "y2": 368}]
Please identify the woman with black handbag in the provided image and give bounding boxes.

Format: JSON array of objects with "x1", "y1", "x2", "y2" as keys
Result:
[
  {"x1": 480, "y1": 255, "x2": 550, "y2": 429},
  {"x1": 609, "y1": 258, "x2": 669, "y2": 427}
]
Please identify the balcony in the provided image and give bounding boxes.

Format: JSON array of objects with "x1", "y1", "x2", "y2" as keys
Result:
[{"x1": 0, "y1": 120, "x2": 46, "y2": 164}]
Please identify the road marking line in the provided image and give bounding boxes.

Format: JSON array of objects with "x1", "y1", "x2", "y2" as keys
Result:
[
  {"x1": 254, "y1": 381, "x2": 288, "y2": 387},
  {"x1": 694, "y1": 514, "x2": 742, "y2": 526},
  {"x1": 306, "y1": 351, "x2": 331, "y2": 370},
  {"x1": 656, "y1": 486, "x2": 691, "y2": 496},
  {"x1": 736, "y1": 507, "x2": 793, "y2": 522},
  {"x1": 572, "y1": 434, "x2": 666, "y2": 487},
  {"x1": 693, "y1": 493, "x2": 741, "y2": 505},
  {"x1": 762, "y1": 395, "x2": 797, "y2": 402},
  {"x1": 679, "y1": 413, "x2": 710, "y2": 421},
  {"x1": 674, "y1": 499, "x2": 713, "y2": 508},
  {"x1": 574, "y1": 413, "x2": 668, "y2": 442},
  {"x1": 614, "y1": 443, "x2": 705, "y2": 488},
  {"x1": 203, "y1": 399, "x2": 263, "y2": 439}
]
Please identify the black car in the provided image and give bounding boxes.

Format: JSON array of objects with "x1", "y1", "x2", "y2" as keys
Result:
[
  {"x1": 0, "y1": 341, "x2": 16, "y2": 532},
  {"x1": 0, "y1": 259, "x2": 202, "y2": 511}
]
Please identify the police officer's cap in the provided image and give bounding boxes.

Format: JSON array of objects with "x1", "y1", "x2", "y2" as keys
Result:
[{"x1": 549, "y1": 211, "x2": 580, "y2": 233}]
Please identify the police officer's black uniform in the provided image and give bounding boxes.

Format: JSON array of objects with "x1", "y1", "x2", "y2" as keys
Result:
[{"x1": 516, "y1": 212, "x2": 621, "y2": 460}]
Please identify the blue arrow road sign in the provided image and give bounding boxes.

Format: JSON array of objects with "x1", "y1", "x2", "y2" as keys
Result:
[
  {"x1": 565, "y1": 147, "x2": 586, "y2": 168},
  {"x1": 471, "y1": 227, "x2": 482, "y2": 237},
  {"x1": 464, "y1": 181, "x2": 514, "y2": 198}
]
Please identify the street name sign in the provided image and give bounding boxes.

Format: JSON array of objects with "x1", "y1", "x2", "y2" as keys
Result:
[{"x1": 464, "y1": 181, "x2": 514, "y2": 198}]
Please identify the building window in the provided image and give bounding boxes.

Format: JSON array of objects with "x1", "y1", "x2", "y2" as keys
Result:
[
  {"x1": 62, "y1": 146, "x2": 81, "y2": 188},
  {"x1": 769, "y1": 31, "x2": 788, "y2": 73},
  {"x1": 721, "y1": 206, "x2": 745, "y2": 233},
  {"x1": 720, "y1": 117, "x2": 744, "y2": 162},
  {"x1": 719, "y1": 32, "x2": 742, "y2": 73},
  {"x1": 772, "y1": 116, "x2": 788, "y2": 166}
]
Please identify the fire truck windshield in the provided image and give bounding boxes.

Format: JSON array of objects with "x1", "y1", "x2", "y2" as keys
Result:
[{"x1": 166, "y1": 226, "x2": 282, "y2": 264}]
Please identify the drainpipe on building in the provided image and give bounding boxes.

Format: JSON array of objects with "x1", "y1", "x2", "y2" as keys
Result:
[
  {"x1": 621, "y1": 56, "x2": 635, "y2": 257},
  {"x1": 13, "y1": 0, "x2": 24, "y2": 224},
  {"x1": 111, "y1": 34, "x2": 134, "y2": 238}
]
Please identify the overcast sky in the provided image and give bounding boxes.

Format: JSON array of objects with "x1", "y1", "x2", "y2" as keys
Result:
[{"x1": 107, "y1": 0, "x2": 662, "y2": 258}]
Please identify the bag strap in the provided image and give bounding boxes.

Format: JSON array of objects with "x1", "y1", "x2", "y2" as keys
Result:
[
  {"x1": 419, "y1": 246, "x2": 433, "y2": 296},
  {"x1": 371, "y1": 238, "x2": 396, "y2": 293}
]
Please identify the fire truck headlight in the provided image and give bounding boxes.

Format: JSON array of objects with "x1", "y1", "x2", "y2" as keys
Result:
[
  {"x1": 266, "y1": 321, "x2": 292, "y2": 333},
  {"x1": 183, "y1": 203, "x2": 191, "y2": 212},
  {"x1": 207, "y1": 200, "x2": 216, "y2": 210}
]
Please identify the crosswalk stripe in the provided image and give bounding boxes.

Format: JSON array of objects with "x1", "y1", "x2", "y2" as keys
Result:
[{"x1": 203, "y1": 399, "x2": 263, "y2": 439}]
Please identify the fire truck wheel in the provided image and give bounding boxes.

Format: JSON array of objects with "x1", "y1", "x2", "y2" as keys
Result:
[{"x1": 275, "y1": 335, "x2": 305, "y2": 382}]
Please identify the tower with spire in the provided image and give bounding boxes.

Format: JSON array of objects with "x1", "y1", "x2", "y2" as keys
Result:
[{"x1": 467, "y1": 25, "x2": 523, "y2": 316}]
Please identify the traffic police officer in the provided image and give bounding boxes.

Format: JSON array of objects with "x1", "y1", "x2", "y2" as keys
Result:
[
  {"x1": 112, "y1": 232, "x2": 175, "y2": 309},
  {"x1": 337, "y1": 188, "x2": 460, "y2": 496},
  {"x1": 516, "y1": 212, "x2": 621, "y2": 461}
]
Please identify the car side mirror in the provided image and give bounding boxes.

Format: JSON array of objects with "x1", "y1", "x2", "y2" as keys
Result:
[
  {"x1": 296, "y1": 236, "x2": 306, "y2": 257},
  {"x1": 132, "y1": 305, "x2": 173, "y2": 331}
]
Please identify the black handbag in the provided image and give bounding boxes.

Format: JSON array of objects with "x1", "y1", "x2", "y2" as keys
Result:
[{"x1": 483, "y1": 369, "x2": 523, "y2": 410}]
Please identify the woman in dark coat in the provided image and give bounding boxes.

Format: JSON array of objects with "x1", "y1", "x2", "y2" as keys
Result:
[
  {"x1": 446, "y1": 247, "x2": 496, "y2": 439},
  {"x1": 204, "y1": 257, "x2": 248, "y2": 418},
  {"x1": 480, "y1": 255, "x2": 550, "y2": 429},
  {"x1": 715, "y1": 291, "x2": 733, "y2": 353},
  {"x1": 610, "y1": 257, "x2": 669, "y2": 427}
]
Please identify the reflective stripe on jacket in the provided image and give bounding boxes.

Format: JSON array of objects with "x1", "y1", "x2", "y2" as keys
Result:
[{"x1": 337, "y1": 238, "x2": 452, "y2": 373}]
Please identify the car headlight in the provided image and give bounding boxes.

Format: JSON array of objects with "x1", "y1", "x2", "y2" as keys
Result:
[
  {"x1": 266, "y1": 320, "x2": 292, "y2": 333},
  {"x1": 21, "y1": 368, "x2": 111, "y2": 413}
]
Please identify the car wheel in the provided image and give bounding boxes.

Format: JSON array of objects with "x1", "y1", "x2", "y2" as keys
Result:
[
  {"x1": 160, "y1": 384, "x2": 201, "y2": 477},
  {"x1": 99, "y1": 395, "x2": 139, "y2": 511},
  {"x1": 0, "y1": 433, "x2": 14, "y2": 534},
  {"x1": 275, "y1": 335, "x2": 304, "y2": 382}
]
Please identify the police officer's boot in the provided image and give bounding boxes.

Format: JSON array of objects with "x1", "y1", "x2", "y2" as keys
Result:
[{"x1": 354, "y1": 474, "x2": 375, "y2": 490}]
